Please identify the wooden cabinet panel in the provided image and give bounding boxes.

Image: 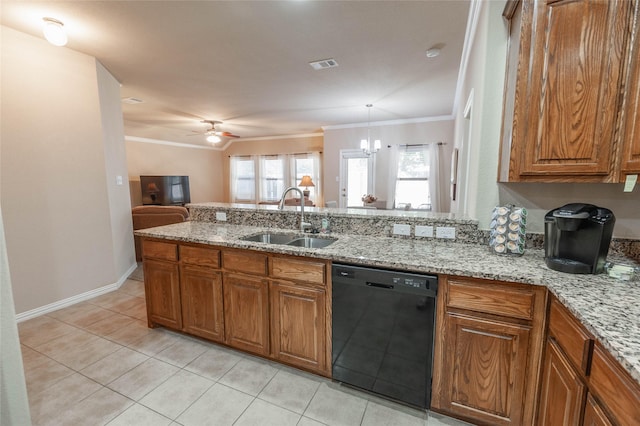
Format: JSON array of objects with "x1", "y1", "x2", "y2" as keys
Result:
[
  {"x1": 583, "y1": 394, "x2": 614, "y2": 426},
  {"x1": 447, "y1": 278, "x2": 535, "y2": 320},
  {"x1": 620, "y1": 0, "x2": 640, "y2": 176},
  {"x1": 589, "y1": 343, "x2": 640, "y2": 426},
  {"x1": 223, "y1": 250, "x2": 267, "y2": 276},
  {"x1": 538, "y1": 339, "x2": 586, "y2": 426},
  {"x1": 143, "y1": 240, "x2": 178, "y2": 261},
  {"x1": 144, "y1": 259, "x2": 182, "y2": 329},
  {"x1": 500, "y1": 0, "x2": 636, "y2": 182},
  {"x1": 438, "y1": 313, "x2": 530, "y2": 425},
  {"x1": 548, "y1": 298, "x2": 593, "y2": 375},
  {"x1": 270, "y1": 281, "x2": 327, "y2": 374},
  {"x1": 180, "y1": 245, "x2": 220, "y2": 268},
  {"x1": 270, "y1": 257, "x2": 326, "y2": 286},
  {"x1": 223, "y1": 272, "x2": 270, "y2": 356},
  {"x1": 180, "y1": 265, "x2": 224, "y2": 342}
]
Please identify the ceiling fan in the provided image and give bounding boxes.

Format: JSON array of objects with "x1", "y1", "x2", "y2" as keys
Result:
[{"x1": 190, "y1": 120, "x2": 240, "y2": 143}]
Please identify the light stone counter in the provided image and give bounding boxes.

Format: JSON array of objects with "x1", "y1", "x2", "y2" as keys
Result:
[{"x1": 135, "y1": 220, "x2": 640, "y2": 385}]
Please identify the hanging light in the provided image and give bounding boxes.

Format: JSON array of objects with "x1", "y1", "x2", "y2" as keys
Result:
[
  {"x1": 42, "y1": 17, "x2": 68, "y2": 46},
  {"x1": 360, "y1": 104, "x2": 381, "y2": 156},
  {"x1": 206, "y1": 134, "x2": 222, "y2": 143}
]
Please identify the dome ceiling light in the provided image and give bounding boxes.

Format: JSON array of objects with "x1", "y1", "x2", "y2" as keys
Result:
[{"x1": 42, "y1": 17, "x2": 68, "y2": 47}]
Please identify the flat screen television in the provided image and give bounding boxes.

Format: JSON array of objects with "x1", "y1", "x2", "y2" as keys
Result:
[{"x1": 140, "y1": 175, "x2": 191, "y2": 206}]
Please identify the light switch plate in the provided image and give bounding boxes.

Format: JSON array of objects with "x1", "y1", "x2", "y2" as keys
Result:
[
  {"x1": 115, "y1": 175, "x2": 123, "y2": 185},
  {"x1": 436, "y1": 226, "x2": 456, "y2": 239},
  {"x1": 216, "y1": 212, "x2": 227, "y2": 221},
  {"x1": 393, "y1": 223, "x2": 411, "y2": 236},
  {"x1": 415, "y1": 225, "x2": 434, "y2": 237}
]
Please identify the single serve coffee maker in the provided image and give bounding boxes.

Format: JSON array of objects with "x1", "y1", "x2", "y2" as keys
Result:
[{"x1": 544, "y1": 203, "x2": 615, "y2": 274}]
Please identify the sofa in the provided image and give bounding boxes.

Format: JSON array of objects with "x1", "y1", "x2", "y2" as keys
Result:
[{"x1": 132, "y1": 205, "x2": 189, "y2": 261}]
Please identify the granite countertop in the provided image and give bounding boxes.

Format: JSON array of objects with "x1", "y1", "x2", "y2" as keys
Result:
[{"x1": 135, "y1": 220, "x2": 640, "y2": 385}]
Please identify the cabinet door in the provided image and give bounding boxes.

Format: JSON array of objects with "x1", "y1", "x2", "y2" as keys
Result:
[
  {"x1": 223, "y1": 272, "x2": 269, "y2": 356},
  {"x1": 437, "y1": 313, "x2": 530, "y2": 426},
  {"x1": 509, "y1": 0, "x2": 632, "y2": 181},
  {"x1": 270, "y1": 281, "x2": 327, "y2": 375},
  {"x1": 180, "y1": 265, "x2": 224, "y2": 343},
  {"x1": 583, "y1": 394, "x2": 614, "y2": 426},
  {"x1": 538, "y1": 339, "x2": 587, "y2": 426},
  {"x1": 620, "y1": 1, "x2": 640, "y2": 176},
  {"x1": 144, "y1": 259, "x2": 182, "y2": 330}
]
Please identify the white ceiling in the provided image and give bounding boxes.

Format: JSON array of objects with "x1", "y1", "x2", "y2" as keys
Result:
[{"x1": 1, "y1": 0, "x2": 471, "y2": 146}]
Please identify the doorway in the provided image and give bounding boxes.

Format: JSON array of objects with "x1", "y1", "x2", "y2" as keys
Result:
[{"x1": 339, "y1": 150, "x2": 374, "y2": 208}]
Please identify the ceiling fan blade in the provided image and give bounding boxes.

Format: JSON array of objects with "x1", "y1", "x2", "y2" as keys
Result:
[{"x1": 221, "y1": 132, "x2": 240, "y2": 138}]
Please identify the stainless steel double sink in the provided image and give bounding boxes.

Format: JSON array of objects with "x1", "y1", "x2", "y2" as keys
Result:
[{"x1": 241, "y1": 232, "x2": 337, "y2": 249}]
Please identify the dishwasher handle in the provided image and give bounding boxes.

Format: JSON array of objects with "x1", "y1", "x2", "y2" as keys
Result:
[{"x1": 366, "y1": 282, "x2": 394, "y2": 290}]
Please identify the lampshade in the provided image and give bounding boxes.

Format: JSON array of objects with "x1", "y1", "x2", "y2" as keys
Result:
[
  {"x1": 299, "y1": 175, "x2": 315, "y2": 188},
  {"x1": 147, "y1": 183, "x2": 160, "y2": 192},
  {"x1": 42, "y1": 18, "x2": 67, "y2": 47}
]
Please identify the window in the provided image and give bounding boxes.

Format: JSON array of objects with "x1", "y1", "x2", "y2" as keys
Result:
[
  {"x1": 394, "y1": 145, "x2": 431, "y2": 210},
  {"x1": 230, "y1": 152, "x2": 322, "y2": 204},
  {"x1": 230, "y1": 156, "x2": 256, "y2": 202}
]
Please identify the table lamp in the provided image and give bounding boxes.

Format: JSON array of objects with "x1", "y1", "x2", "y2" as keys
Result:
[{"x1": 299, "y1": 175, "x2": 315, "y2": 197}]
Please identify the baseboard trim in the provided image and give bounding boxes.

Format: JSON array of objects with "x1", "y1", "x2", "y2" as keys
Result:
[{"x1": 15, "y1": 262, "x2": 139, "y2": 323}]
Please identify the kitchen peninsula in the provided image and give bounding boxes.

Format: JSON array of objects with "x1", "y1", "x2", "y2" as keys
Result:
[{"x1": 136, "y1": 203, "x2": 640, "y2": 425}]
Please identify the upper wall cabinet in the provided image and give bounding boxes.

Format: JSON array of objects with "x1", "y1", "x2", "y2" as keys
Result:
[
  {"x1": 620, "y1": 0, "x2": 640, "y2": 177},
  {"x1": 498, "y1": 0, "x2": 639, "y2": 183}
]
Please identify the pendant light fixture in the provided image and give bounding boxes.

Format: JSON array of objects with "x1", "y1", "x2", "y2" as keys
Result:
[
  {"x1": 42, "y1": 17, "x2": 68, "y2": 46},
  {"x1": 360, "y1": 104, "x2": 381, "y2": 156}
]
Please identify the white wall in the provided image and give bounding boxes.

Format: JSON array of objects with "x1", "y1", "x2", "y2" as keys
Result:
[
  {"x1": 126, "y1": 139, "x2": 224, "y2": 206},
  {"x1": 454, "y1": 1, "x2": 640, "y2": 239},
  {"x1": 1, "y1": 26, "x2": 135, "y2": 314},
  {"x1": 97, "y1": 62, "x2": 136, "y2": 278},
  {"x1": 323, "y1": 119, "x2": 454, "y2": 211}
]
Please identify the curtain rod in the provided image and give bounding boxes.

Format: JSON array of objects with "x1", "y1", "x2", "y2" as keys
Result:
[
  {"x1": 228, "y1": 151, "x2": 322, "y2": 158},
  {"x1": 386, "y1": 142, "x2": 446, "y2": 148}
]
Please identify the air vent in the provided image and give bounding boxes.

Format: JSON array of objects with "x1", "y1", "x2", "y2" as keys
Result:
[
  {"x1": 121, "y1": 97, "x2": 144, "y2": 104},
  {"x1": 309, "y1": 58, "x2": 339, "y2": 70}
]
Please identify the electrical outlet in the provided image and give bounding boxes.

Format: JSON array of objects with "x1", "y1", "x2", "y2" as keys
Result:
[
  {"x1": 216, "y1": 212, "x2": 227, "y2": 221},
  {"x1": 393, "y1": 224, "x2": 411, "y2": 236},
  {"x1": 115, "y1": 175, "x2": 123, "y2": 186},
  {"x1": 415, "y1": 225, "x2": 434, "y2": 237},
  {"x1": 436, "y1": 226, "x2": 456, "y2": 239}
]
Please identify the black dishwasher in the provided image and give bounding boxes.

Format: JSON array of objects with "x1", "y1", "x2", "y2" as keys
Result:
[{"x1": 332, "y1": 263, "x2": 438, "y2": 409}]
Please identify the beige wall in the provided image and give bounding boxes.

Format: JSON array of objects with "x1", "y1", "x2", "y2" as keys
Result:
[
  {"x1": 323, "y1": 120, "x2": 454, "y2": 210},
  {"x1": 221, "y1": 135, "x2": 323, "y2": 202},
  {"x1": 126, "y1": 140, "x2": 225, "y2": 205},
  {"x1": 454, "y1": 1, "x2": 640, "y2": 239},
  {"x1": 1, "y1": 26, "x2": 135, "y2": 314}
]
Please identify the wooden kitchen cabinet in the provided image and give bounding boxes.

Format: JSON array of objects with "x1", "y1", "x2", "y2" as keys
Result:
[
  {"x1": 538, "y1": 339, "x2": 587, "y2": 426},
  {"x1": 619, "y1": 0, "x2": 640, "y2": 178},
  {"x1": 223, "y1": 272, "x2": 270, "y2": 356},
  {"x1": 142, "y1": 240, "x2": 182, "y2": 330},
  {"x1": 499, "y1": 0, "x2": 636, "y2": 183},
  {"x1": 270, "y1": 280, "x2": 327, "y2": 374},
  {"x1": 537, "y1": 296, "x2": 640, "y2": 426},
  {"x1": 431, "y1": 276, "x2": 547, "y2": 426},
  {"x1": 180, "y1": 265, "x2": 224, "y2": 342}
]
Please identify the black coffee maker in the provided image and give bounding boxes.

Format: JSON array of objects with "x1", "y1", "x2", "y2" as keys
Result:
[{"x1": 544, "y1": 203, "x2": 615, "y2": 274}]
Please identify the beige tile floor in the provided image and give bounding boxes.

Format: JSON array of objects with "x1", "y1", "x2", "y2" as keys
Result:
[{"x1": 18, "y1": 268, "x2": 471, "y2": 426}]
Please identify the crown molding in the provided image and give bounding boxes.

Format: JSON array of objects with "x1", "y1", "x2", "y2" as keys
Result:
[{"x1": 233, "y1": 132, "x2": 323, "y2": 142}]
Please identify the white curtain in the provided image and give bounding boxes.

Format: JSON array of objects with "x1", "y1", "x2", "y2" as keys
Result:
[
  {"x1": 229, "y1": 155, "x2": 256, "y2": 203},
  {"x1": 429, "y1": 143, "x2": 444, "y2": 212},
  {"x1": 290, "y1": 152, "x2": 322, "y2": 205},
  {"x1": 386, "y1": 144, "x2": 399, "y2": 209},
  {"x1": 259, "y1": 154, "x2": 286, "y2": 202}
]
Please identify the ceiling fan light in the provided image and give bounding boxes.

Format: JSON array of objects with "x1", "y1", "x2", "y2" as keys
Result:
[
  {"x1": 206, "y1": 134, "x2": 221, "y2": 143},
  {"x1": 43, "y1": 18, "x2": 67, "y2": 46}
]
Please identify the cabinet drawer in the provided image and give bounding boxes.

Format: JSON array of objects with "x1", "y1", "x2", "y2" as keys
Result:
[
  {"x1": 589, "y1": 344, "x2": 640, "y2": 426},
  {"x1": 548, "y1": 298, "x2": 593, "y2": 375},
  {"x1": 142, "y1": 240, "x2": 178, "y2": 261},
  {"x1": 446, "y1": 278, "x2": 536, "y2": 320},
  {"x1": 180, "y1": 245, "x2": 220, "y2": 268},
  {"x1": 270, "y1": 257, "x2": 326, "y2": 286},
  {"x1": 223, "y1": 250, "x2": 267, "y2": 275}
]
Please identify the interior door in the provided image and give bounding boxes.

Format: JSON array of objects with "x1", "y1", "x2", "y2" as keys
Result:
[{"x1": 339, "y1": 150, "x2": 373, "y2": 208}]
